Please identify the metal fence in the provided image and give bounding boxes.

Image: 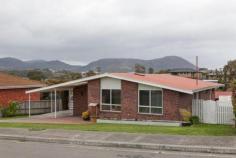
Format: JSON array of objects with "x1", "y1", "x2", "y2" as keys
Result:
[
  {"x1": 17, "y1": 100, "x2": 62, "y2": 115},
  {"x1": 192, "y1": 99, "x2": 234, "y2": 125}
]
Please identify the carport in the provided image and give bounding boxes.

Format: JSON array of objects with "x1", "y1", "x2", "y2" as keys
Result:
[{"x1": 26, "y1": 81, "x2": 87, "y2": 118}]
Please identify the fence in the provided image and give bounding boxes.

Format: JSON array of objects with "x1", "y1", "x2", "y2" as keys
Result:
[
  {"x1": 17, "y1": 100, "x2": 62, "y2": 115},
  {"x1": 192, "y1": 99, "x2": 234, "y2": 125}
]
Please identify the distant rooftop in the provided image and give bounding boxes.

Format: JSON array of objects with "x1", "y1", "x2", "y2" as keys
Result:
[
  {"x1": 168, "y1": 68, "x2": 197, "y2": 73},
  {"x1": 0, "y1": 72, "x2": 45, "y2": 89}
]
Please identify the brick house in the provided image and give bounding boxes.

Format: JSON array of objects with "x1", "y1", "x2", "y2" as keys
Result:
[
  {"x1": 0, "y1": 72, "x2": 44, "y2": 107},
  {"x1": 26, "y1": 73, "x2": 223, "y2": 121}
]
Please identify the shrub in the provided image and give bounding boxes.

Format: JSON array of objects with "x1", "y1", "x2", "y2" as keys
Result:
[
  {"x1": 82, "y1": 111, "x2": 90, "y2": 121},
  {"x1": 190, "y1": 116, "x2": 200, "y2": 125},
  {"x1": 179, "y1": 108, "x2": 191, "y2": 122},
  {"x1": 1, "y1": 101, "x2": 19, "y2": 117},
  {"x1": 0, "y1": 106, "x2": 2, "y2": 117}
]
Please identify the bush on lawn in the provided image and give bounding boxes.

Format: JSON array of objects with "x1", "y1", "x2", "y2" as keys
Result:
[
  {"x1": 1, "y1": 101, "x2": 19, "y2": 117},
  {"x1": 0, "y1": 105, "x2": 3, "y2": 117},
  {"x1": 82, "y1": 111, "x2": 90, "y2": 121},
  {"x1": 179, "y1": 108, "x2": 191, "y2": 122},
  {"x1": 190, "y1": 116, "x2": 200, "y2": 125}
]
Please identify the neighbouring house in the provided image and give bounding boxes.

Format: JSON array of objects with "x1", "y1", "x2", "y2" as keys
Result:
[
  {"x1": 26, "y1": 73, "x2": 223, "y2": 121},
  {"x1": 0, "y1": 72, "x2": 44, "y2": 107},
  {"x1": 168, "y1": 68, "x2": 209, "y2": 80},
  {"x1": 215, "y1": 91, "x2": 232, "y2": 101},
  {"x1": 168, "y1": 68, "x2": 201, "y2": 79}
]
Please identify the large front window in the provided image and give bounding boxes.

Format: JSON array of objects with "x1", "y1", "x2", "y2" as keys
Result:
[
  {"x1": 101, "y1": 89, "x2": 121, "y2": 112},
  {"x1": 139, "y1": 90, "x2": 163, "y2": 114}
]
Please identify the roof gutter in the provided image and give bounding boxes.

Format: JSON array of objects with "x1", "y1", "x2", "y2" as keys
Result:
[
  {"x1": 0, "y1": 85, "x2": 45, "y2": 90},
  {"x1": 192, "y1": 84, "x2": 224, "y2": 93}
]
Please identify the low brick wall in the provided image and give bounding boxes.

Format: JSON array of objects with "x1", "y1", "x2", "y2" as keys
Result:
[{"x1": 0, "y1": 88, "x2": 40, "y2": 107}]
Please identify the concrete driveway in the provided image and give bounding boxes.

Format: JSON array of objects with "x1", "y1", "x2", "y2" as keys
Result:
[{"x1": 0, "y1": 110, "x2": 90, "y2": 124}]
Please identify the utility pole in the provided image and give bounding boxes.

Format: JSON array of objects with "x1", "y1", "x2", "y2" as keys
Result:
[{"x1": 196, "y1": 56, "x2": 199, "y2": 86}]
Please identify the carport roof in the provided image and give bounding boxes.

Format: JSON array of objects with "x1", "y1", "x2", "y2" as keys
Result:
[{"x1": 26, "y1": 73, "x2": 224, "y2": 94}]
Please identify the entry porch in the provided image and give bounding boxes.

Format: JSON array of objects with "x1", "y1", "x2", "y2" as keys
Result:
[{"x1": 26, "y1": 81, "x2": 90, "y2": 119}]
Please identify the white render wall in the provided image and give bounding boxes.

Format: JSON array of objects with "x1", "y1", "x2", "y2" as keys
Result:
[
  {"x1": 100, "y1": 77, "x2": 121, "y2": 89},
  {"x1": 100, "y1": 77, "x2": 163, "y2": 91},
  {"x1": 138, "y1": 83, "x2": 162, "y2": 91}
]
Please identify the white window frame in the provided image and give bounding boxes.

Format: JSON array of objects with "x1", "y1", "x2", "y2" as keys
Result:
[
  {"x1": 138, "y1": 89, "x2": 163, "y2": 115},
  {"x1": 100, "y1": 89, "x2": 121, "y2": 112}
]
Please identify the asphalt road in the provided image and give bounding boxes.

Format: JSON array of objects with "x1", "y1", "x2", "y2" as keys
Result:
[{"x1": 0, "y1": 140, "x2": 234, "y2": 158}]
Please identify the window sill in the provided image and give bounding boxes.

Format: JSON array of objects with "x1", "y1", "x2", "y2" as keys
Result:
[
  {"x1": 138, "y1": 112, "x2": 163, "y2": 116},
  {"x1": 100, "y1": 110, "x2": 121, "y2": 113}
]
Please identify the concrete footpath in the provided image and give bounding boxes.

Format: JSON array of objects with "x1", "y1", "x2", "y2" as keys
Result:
[{"x1": 0, "y1": 128, "x2": 236, "y2": 154}]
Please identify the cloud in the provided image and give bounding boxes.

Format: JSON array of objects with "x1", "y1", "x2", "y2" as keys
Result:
[{"x1": 0, "y1": 0, "x2": 235, "y2": 68}]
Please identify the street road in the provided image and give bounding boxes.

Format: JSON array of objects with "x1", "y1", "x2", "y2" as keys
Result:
[{"x1": 0, "y1": 140, "x2": 234, "y2": 158}]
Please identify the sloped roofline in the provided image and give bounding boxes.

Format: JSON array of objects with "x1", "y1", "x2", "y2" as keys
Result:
[
  {"x1": 26, "y1": 73, "x2": 223, "y2": 94},
  {"x1": 0, "y1": 85, "x2": 45, "y2": 90}
]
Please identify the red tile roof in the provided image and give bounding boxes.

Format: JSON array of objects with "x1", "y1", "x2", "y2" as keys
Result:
[
  {"x1": 0, "y1": 72, "x2": 45, "y2": 89},
  {"x1": 111, "y1": 73, "x2": 223, "y2": 93}
]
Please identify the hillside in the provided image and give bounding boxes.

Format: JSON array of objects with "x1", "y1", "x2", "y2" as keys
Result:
[{"x1": 0, "y1": 56, "x2": 195, "y2": 72}]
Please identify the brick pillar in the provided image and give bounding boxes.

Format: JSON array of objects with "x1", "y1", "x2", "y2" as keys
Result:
[
  {"x1": 88, "y1": 79, "x2": 100, "y2": 117},
  {"x1": 73, "y1": 85, "x2": 88, "y2": 116},
  {"x1": 121, "y1": 80, "x2": 138, "y2": 120},
  {"x1": 163, "y1": 89, "x2": 180, "y2": 120}
]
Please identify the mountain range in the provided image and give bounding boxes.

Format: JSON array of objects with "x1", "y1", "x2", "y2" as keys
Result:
[{"x1": 0, "y1": 56, "x2": 195, "y2": 72}]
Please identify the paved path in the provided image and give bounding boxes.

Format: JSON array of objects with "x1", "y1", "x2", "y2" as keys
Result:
[
  {"x1": 0, "y1": 110, "x2": 90, "y2": 124},
  {"x1": 0, "y1": 128, "x2": 235, "y2": 148},
  {"x1": 0, "y1": 139, "x2": 234, "y2": 158}
]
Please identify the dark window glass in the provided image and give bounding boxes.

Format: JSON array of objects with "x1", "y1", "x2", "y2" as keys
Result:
[
  {"x1": 151, "y1": 108, "x2": 162, "y2": 114},
  {"x1": 139, "y1": 107, "x2": 150, "y2": 113},
  {"x1": 151, "y1": 91, "x2": 162, "y2": 107},
  {"x1": 101, "y1": 104, "x2": 110, "y2": 111},
  {"x1": 139, "y1": 90, "x2": 149, "y2": 106},
  {"x1": 102, "y1": 89, "x2": 110, "y2": 104},
  {"x1": 112, "y1": 90, "x2": 121, "y2": 104},
  {"x1": 112, "y1": 105, "x2": 121, "y2": 111}
]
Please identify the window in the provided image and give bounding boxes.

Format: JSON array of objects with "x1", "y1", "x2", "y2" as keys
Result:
[
  {"x1": 139, "y1": 90, "x2": 163, "y2": 114},
  {"x1": 101, "y1": 89, "x2": 121, "y2": 112}
]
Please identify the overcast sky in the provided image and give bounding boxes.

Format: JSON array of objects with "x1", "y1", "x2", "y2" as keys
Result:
[{"x1": 0, "y1": 0, "x2": 235, "y2": 68}]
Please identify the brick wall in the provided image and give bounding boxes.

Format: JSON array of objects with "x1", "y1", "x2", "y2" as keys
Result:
[
  {"x1": 135, "y1": 89, "x2": 193, "y2": 121},
  {"x1": 87, "y1": 79, "x2": 101, "y2": 118},
  {"x1": 73, "y1": 85, "x2": 88, "y2": 116},
  {"x1": 121, "y1": 81, "x2": 138, "y2": 120},
  {"x1": 195, "y1": 89, "x2": 215, "y2": 100},
  {"x1": 0, "y1": 88, "x2": 40, "y2": 107},
  {"x1": 96, "y1": 80, "x2": 194, "y2": 121}
]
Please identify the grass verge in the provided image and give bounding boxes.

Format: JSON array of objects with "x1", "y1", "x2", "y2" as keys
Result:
[{"x1": 0, "y1": 122, "x2": 235, "y2": 136}]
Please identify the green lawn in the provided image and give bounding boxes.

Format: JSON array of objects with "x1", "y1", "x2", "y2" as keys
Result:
[
  {"x1": 0, "y1": 122, "x2": 235, "y2": 136},
  {"x1": 0, "y1": 115, "x2": 28, "y2": 120}
]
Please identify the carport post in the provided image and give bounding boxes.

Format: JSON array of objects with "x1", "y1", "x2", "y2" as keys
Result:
[
  {"x1": 54, "y1": 89, "x2": 57, "y2": 118},
  {"x1": 28, "y1": 93, "x2": 31, "y2": 118}
]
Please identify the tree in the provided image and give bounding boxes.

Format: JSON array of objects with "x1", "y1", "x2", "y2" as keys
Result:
[
  {"x1": 157, "y1": 69, "x2": 168, "y2": 74},
  {"x1": 134, "y1": 64, "x2": 145, "y2": 73},
  {"x1": 96, "y1": 67, "x2": 101, "y2": 73},
  {"x1": 223, "y1": 60, "x2": 236, "y2": 90},
  {"x1": 148, "y1": 67, "x2": 154, "y2": 74},
  {"x1": 231, "y1": 80, "x2": 236, "y2": 127},
  {"x1": 27, "y1": 70, "x2": 46, "y2": 81},
  {"x1": 86, "y1": 70, "x2": 96, "y2": 77}
]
